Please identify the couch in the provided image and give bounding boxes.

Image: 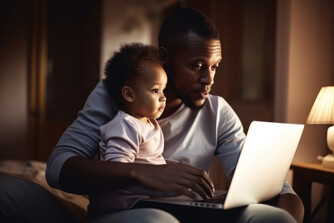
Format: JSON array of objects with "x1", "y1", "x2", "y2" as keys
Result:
[{"x1": 0, "y1": 160, "x2": 89, "y2": 222}]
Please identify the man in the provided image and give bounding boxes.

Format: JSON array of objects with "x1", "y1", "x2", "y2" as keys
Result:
[{"x1": 46, "y1": 8, "x2": 304, "y2": 223}]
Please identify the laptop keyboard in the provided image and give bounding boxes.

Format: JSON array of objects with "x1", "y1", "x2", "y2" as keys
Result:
[{"x1": 195, "y1": 192, "x2": 227, "y2": 204}]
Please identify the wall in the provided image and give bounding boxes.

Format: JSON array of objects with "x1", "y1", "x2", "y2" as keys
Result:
[
  {"x1": 0, "y1": 1, "x2": 31, "y2": 159},
  {"x1": 276, "y1": 0, "x2": 334, "y2": 163},
  {"x1": 289, "y1": 0, "x2": 334, "y2": 162},
  {"x1": 100, "y1": 0, "x2": 174, "y2": 78}
]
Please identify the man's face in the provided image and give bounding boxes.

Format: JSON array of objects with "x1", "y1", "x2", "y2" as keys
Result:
[{"x1": 168, "y1": 32, "x2": 222, "y2": 108}]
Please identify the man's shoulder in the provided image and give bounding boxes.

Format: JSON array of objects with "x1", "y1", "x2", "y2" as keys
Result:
[
  {"x1": 85, "y1": 80, "x2": 111, "y2": 105},
  {"x1": 204, "y1": 95, "x2": 238, "y2": 120},
  {"x1": 80, "y1": 80, "x2": 117, "y2": 120},
  {"x1": 206, "y1": 94, "x2": 229, "y2": 108}
]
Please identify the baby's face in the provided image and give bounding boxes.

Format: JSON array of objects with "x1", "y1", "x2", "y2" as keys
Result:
[{"x1": 130, "y1": 63, "x2": 167, "y2": 121}]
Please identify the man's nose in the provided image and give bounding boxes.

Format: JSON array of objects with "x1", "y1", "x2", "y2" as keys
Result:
[{"x1": 200, "y1": 69, "x2": 215, "y2": 85}]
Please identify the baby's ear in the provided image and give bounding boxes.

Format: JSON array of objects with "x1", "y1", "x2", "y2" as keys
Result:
[{"x1": 122, "y1": 86, "x2": 135, "y2": 103}]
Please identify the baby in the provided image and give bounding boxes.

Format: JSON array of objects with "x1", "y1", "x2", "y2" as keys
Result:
[{"x1": 89, "y1": 43, "x2": 168, "y2": 215}]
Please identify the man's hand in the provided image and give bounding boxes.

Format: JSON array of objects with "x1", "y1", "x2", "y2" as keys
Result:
[{"x1": 130, "y1": 161, "x2": 215, "y2": 200}]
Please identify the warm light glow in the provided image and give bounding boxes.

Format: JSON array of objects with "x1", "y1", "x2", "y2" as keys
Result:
[
  {"x1": 307, "y1": 86, "x2": 334, "y2": 124},
  {"x1": 307, "y1": 86, "x2": 334, "y2": 168}
]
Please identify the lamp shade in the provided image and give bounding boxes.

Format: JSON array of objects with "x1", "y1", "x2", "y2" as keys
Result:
[{"x1": 307, "y1": 86, "x2": 334, "y2": 124}]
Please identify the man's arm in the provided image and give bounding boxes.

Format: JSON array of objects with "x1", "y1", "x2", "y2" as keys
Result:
[
  {"x1": 59, "y1": 156, "x2": 215, "y2": 200},
  {"x1": 45, "y1": 80, "x2": 115, "y2": 189}
]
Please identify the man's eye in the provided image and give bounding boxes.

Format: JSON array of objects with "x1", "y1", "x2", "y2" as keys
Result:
[
  {"x1": 193, "y1": 63, "x2": 203, "y2": 71},
  {"x1": 212, "y1": 63, "x2": 220, "y2": 71}
]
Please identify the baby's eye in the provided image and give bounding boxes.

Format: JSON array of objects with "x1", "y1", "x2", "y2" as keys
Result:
[{"x1": 152, "y1": 89, "x2": 159, "y2": 93}]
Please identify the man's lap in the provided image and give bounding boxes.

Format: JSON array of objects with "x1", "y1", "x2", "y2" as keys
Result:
[
  {"x1": 239, "y1": 204, "x2": 296, "y2": 223},
  {"x1": 133, "y1": 200, "x2": 297, "y2": 223},
  {"x1": 85, "y1": 208, "x2": 179, "y2": 223}
]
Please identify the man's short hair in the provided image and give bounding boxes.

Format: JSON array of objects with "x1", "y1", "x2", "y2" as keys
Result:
[{"x1": 158, "y1": 8, "x2": 220, "y2": 56}]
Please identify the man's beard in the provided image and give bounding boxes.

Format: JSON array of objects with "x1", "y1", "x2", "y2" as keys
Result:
[{"x1": 180, "y1": 94, "x2": 206, "y2": 109}]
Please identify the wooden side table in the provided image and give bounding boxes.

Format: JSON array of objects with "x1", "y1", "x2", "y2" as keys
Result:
[{"x1": 291, "y1": 162, "x2": 334, "y2": 223}]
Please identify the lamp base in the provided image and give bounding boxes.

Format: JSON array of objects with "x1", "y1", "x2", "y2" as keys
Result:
[
  {"x1": 328, "y1": 125, "x2": 334, "y2": 152},
  {"x1": 321, "y1": 154, "x2": 334, "y2": 169}
]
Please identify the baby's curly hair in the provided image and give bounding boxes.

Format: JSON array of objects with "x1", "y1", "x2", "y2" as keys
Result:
[{"x1": 103, "y1": 43, "x2": 163, "y2": 110}]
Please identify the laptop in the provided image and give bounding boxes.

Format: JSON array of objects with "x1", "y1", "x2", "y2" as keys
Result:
[{"x1": 142, "y1": 121, "x2": 304, "y2": 210}]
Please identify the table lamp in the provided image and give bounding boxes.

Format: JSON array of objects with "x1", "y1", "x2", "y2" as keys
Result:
[{"x1": 307, "y1": 86, "x2": 334, "y2": 168}]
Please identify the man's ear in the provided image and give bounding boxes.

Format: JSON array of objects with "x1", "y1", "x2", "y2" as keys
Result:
[{"x1": 122, "y1": 86, "x2": 135, "y2": 103}]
